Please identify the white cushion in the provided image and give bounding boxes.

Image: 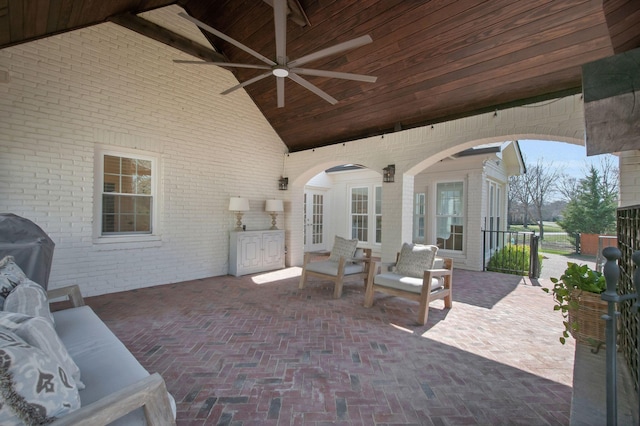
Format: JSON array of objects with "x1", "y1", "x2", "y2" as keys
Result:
[
  {"x1": 394, "y1": 243, "x2": 438, "y2": 278},
  {"x1": 305, "y1": 260, "x2": 365, "y2": 276},
  {"x1": 0, "y1": 329, "x2": 80, "y2": 425},
  {"x1": 374, "y1": 272, "x2": 444, "y2": 294},
  {"x1": 53, "y1": 306, "x2": 176, "y2": 426},
  {"x1": 328, "y1": 236, "x2": 358, "y2": 262}
]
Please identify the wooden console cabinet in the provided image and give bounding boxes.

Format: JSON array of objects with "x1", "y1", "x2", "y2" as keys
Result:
[{"x1": 229, "y1": 230, "x2": 285, "y2": 276}]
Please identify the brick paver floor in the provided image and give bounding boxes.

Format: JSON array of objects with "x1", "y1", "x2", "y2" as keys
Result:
[{"x1": 84, "y1": 267, "x2": 575, "y2": 425}]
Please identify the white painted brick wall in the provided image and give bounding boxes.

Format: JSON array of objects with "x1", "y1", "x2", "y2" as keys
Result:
[{"x1": 0, "y1": 16, "x2": 287, "y2": 296}]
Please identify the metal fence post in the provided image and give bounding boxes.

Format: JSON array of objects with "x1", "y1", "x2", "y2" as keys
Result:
[
  {"x1": 602, "y1": 246, "x2": 622, "y2": 425},
  {"x1": 632, "y1": 251, "x2": 640, "y2": 423}
]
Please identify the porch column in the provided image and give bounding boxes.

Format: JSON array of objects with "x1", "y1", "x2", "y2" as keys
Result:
[{"x1": 381, "y1": 172, "x2": 414, "y2": 263}]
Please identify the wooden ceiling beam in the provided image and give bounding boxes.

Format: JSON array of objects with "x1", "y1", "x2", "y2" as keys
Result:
[{"x1": 109, "y1": 12, "x2": 227, "y2": 63}]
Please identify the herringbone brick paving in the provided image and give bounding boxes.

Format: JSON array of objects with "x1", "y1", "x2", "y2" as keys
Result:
[{"x1": 84, "y1": 268, "x2": 574, "y2": 425}]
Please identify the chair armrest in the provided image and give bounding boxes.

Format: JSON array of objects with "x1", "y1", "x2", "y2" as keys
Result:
[
  {"x1": 47, "y1": 285, "x2": 85, "y2": 308},
  {"x1": 425, "y1": 268, "x2": 452, "y2": 277},
  {"x1": 369, "y1": 261, "x2": 397, "y2": 274},
  {"x1": 49, "y1": 373, "x2": 175, "y2": 426}
]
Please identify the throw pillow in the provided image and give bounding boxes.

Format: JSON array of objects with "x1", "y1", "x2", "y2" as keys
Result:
[
  {"x1": 0, "y1": 329, "x2": 80, "y2": 425},
  {"x1": 395, "y1": 243, "x2": 438, "y2": 278},
  {"x1": 4, "y1": 279, "x2": 55, "y2": 327},
  {"x1": 0, "y1": 311, "x2": 84, "y2": 390},
  {"x1": 0, "y1": 256, "x2": 27, "y2": 310},
  {"x1": 328, "y1": 236, "x2": 358, "y2": 263}
]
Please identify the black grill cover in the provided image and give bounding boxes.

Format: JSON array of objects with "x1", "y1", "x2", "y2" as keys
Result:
[{"x1": 0, "y1": 213, "x2": 55, "y2": 289}]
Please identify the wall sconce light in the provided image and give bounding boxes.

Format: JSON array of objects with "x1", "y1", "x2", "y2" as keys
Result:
[
  {"x1": 228, "y1": 197, "x2": 250, "y2": 231},
  {"x1": 278, "y1": 176, "x2": 289, "y2": 190},
  {"x1": 265, "y1": 199, "x2": 284, "y2": 230},
  {"x1": 383, "y1": 164, "x2": 395, "y2": 183}
]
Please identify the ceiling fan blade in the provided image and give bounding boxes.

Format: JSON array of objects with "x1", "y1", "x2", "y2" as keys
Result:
[
  {"x1": 174, "y1": 60, "x2": 272, "y2": 70},
  {"x1": 221, "y1": 72, "x2": 272, "y2": 95},
  {"x1": 178, "y1": 12, "x2": 276, "y2": 66},
  {"x1": 288, "y1": 35, "x2": 373, "y2": 68},
  {"x1": 288, "y1": 73, "x2": 337, "y2": 105},
  {"x1": 273, "y1": 0, "x2": 287, "y2": 64},
  {"x1": 277, "y1": 76, "x2": 285, "y2": 108},
  {"x1": 291, "y1": 68, "x2": 377, "y2": 83}
]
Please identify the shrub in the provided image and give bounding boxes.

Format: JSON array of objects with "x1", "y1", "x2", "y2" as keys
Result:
[{"x1": 487, "y1": 244, "x2": 542, "y2": 276}]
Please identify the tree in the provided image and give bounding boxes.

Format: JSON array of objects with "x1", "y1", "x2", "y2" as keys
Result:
[
  {"x1": 558, "y1": 165, "x2": 617, "y2": 239},
  {"x1": 508, "y1": 174, "x2": 532, "y2": 227},
  {"x1": 508, "y1": 156, "x2": 559, "y2": 239},
  {"x1": 526, "y1": 159, "x2": 560, "y2": 240}
]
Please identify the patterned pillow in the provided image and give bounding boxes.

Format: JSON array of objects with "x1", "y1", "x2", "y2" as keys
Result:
[
  {"x1": 0, "y1": 329, "x2": 80, "y2": 425},
  {"x1": 0, "y1": 256, "x2": 27, "y2": 310},
  {"x1": 328, "y1": 236, "x2": 358, "y2": 263},
  {"x1": 395, "y1": 243, "x2": 438, "y2": 278},
  {"x1": 4, "y1": 279, "x2": 55, "y2": 326},
  {"x1": 0, "y1": 312, "x2": 84, "y2": 390}
]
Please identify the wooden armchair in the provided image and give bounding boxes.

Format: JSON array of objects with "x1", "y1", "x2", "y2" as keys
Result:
[
  {"x1": 299, "y1": 236, "x2": 372, "y2": 298},
  {"x1": 364, "y1": 243, "x2": 453, "y2": 325}
]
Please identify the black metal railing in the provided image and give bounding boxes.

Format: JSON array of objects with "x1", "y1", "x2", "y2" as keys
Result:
[
  {"x1": 617, "y1": 204, "x2": 640, "y2": 390},
  {"x1": 482, "y1": 229, "x2": 540, "y2": 278}
]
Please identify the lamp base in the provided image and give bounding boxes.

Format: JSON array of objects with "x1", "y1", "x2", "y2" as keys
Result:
[
  {"x1": 269, "y1": 212, "x2": 279, "y2": 230},
  {"x1": 235, "y1": 212, "x2": 244, "y2": 231}
]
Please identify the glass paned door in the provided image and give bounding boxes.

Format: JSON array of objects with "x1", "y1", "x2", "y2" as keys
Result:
[{"x1": 304, "y1": 190, "x2": 326, "y2": 252}]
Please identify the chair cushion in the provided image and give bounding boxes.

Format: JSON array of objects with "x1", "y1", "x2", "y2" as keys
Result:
[
  {"x1": 328, "y1": 236, "x2": 358, "y2": 262},
  {"x1": 374, "y1": 272, "x2": 444, "y2": 294},
  {"x1": 53, "y1": 305, "x2": 177, "y2": 426},
  {"x1": 305, "y1": 260, "x2": 364, "y2": 276},
  {"x1": 394, "y1": 243, "x2": 438, "y2": 278}
]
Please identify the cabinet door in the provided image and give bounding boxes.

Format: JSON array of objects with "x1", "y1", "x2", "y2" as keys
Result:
[
  {"x1": 262, "y1": 232, "x2": 284, "y2": 269},
  {"x1": 238, "y1": 234, "x2": 262, "y2": 270}
]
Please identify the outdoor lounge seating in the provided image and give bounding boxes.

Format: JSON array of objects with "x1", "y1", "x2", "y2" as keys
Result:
[
  {"x1": 364, "y1": 243, "x2": 453, "y2": 325},
  {"x1": 299, "y1": 236, "x2": 372, "y2": 298}
]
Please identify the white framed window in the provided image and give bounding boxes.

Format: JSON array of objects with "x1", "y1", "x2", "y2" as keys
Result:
[
  {"x1": 413, "y1": 192, "x2": 425, "y2": 243},
  {"x1": 436, "y1": 181, "x2": 464, "y2": 251},
  {"x1": 349, "y1": 185, "x2": 382, "y2": 244},
  {"x1": 351, "y1": 187, "x2": 369, "y2": 242},
  {"x1": 375, "y1": 186, "x2": 382, "y2": 244},
  {"x1": 94, "y1": 147, "x2": 160, "y2": 245},
  {"x1": 486, "y1": 180, "x2": 504, "y2": 251}
]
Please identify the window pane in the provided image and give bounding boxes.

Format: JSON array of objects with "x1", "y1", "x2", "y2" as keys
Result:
[
  {"x1": 352, "y1": 216, "x2": 368, "y2": 241},
  {"x1": 436, "y1": 182, "x2": 463, "y2": 251},
  {"x1": 101, "y1": 152, "x2": 153, "y2": 236},
  {"x1": 351, "y1": 188, "x2": 368, "y2": 242},
  {"x1": 136, "y1": 159, "x2": 152, "y2": 195},
  {"x1": 104, "y1": 155, "x2": 120, "y2": 174}
]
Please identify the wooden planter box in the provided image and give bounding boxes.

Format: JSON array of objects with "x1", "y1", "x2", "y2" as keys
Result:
[{"x1": 568, "y1": 289, "x2": 608, "y2": 345}]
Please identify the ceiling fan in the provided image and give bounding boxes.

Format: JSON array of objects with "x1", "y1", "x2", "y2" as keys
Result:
[{"x1": 174, "y1": 0, "x2": 377, "y2": 108}]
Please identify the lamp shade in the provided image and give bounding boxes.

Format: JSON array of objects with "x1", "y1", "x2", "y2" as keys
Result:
[
  {"x1": 265, "y1": 199, "x2": 284, "y2": 212},
  {"x1": 229, "y1": 197, "x2": 250, "y2": 212}
]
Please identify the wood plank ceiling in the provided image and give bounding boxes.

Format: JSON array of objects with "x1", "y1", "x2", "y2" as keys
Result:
[{"x1": 1, "y1": 0, "x2": 640, "y2": 152}]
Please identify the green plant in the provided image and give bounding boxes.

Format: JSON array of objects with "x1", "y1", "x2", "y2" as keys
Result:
[
  {"x1": 543, "y1": 262, "x2": 606, "y2": 344},
  {"x1": 486, "y1": 244, "x2": 542, "y2": 276}
]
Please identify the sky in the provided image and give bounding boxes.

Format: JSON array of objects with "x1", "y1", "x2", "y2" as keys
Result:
[{"x1": 517, "y1": 139, "x2": 617, "y2": 179}]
